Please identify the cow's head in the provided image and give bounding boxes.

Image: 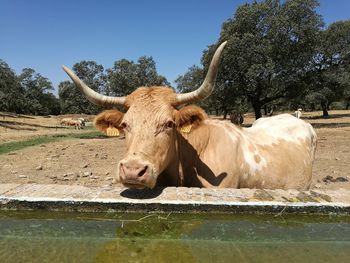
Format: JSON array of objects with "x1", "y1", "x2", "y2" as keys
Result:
[{"x1": 62, "y1": 42, "x2": 226, "y2": 189}]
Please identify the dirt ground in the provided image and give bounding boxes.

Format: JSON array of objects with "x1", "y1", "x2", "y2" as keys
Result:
[
  {"x1": 0, "y1": 112, "x2": 95, "y2": 143},
  {"x1": 0, "y1": 110, "x2": 349, "y2": 190}
]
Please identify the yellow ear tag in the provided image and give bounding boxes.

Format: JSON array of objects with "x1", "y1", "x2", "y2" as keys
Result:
[
  {"x1": 180, "y1": 124, "x2": 192, "y2": 133},
  {"x1": 106, "y1": 126, "x2": 120, "y2": 137}
]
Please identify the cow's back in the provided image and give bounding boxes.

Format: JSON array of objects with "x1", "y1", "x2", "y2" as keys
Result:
[
  {"x1": 180, "y1": 114, "x2": 316, "y2": 190},
  {"x1": 240, "y1": 114, "x2": 317, "y2": 189},
  {"x1": 250, "y1": 114, "x2": 314, "y2": 141}
]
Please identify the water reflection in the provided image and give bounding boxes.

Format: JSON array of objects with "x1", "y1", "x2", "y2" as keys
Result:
[{"x1": 0, "y1": 212, "x2": 349, "y2": 263}]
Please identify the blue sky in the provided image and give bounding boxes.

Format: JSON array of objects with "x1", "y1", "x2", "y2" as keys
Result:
[{"x1": 1, "y1": 0, "x2": 350, "y2": 95}]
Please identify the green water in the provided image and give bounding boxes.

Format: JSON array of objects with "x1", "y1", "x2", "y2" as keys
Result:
[{"x1": 0, "y1": 211, "x2": 349, "y2": 263}]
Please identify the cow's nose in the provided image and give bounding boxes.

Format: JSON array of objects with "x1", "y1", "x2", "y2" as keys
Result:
[{"x1": 119, "y1": 160, "x2": 149, "y2": 181}]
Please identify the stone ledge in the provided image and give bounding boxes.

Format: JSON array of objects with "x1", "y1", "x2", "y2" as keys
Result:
[{"x1": 0, "y1": 184, "x2": 349, "y2": 214}]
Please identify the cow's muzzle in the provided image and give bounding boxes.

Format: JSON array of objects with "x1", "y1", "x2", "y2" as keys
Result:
[{"x1": 118, "y1": 159, "x2": 155, "y2": 189}]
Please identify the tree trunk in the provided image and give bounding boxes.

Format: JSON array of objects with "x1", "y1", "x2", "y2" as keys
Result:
[
  {"x1": 322, "y1": 108, "x2": 329, "y2": 118},
  {"x1": 215, "y1": 108, "x2": 219, "y2": 116},
  {"x1": 221, "y1": 105, "x2": 229, "y2": 119},
  {"x1": 321, "y1": 103, "x2": 329, "y2": 118},
  {"x1": 263, "y1": 105, "x2": 268, "y2": 116},
  {"x1": 252, "y1": 100, "x2": 262, "y2": 119},
  {"x1": 346, "y1": 102, "x2": 350, "y2": 110},
  {"x1": 310, "y1": 103, "x2": 315, "y2": 111}
]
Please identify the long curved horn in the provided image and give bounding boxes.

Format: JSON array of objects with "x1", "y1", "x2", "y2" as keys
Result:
[
  {"x1": 175, "y1": 41, "x2": 227, "y2": 106},
  {"x1": 62, "y1": 66, "x2": 126, "y2": 107}
]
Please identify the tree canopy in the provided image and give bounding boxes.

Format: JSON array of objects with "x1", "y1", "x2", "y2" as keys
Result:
[
  {"x1": 0, "y1": 60, "x2": 24, "y2": 113},
  {"x1": 1, "y1": 0, "x2": 349, "y2": 118},
  {"x1": 177, "y1": 0, "x2": 329, "y2": 119},
  {"x1": 59, "y1": 61, "x2": 105, "y2": 114},
  {"x1": 107, "y1": 56, "x2": 169, "y2": 97}
]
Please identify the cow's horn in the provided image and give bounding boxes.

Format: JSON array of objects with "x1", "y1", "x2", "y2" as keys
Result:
[
  {"x1": 62, "y1": 66, "x2": 126, "y2": 107},
  {"x1": 175, "y1": 41, "x2": 227, "y2": 105}
]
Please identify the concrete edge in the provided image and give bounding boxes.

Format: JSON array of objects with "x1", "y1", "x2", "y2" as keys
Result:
[
  {"x1": 0, "y1": 184, "x2": 349, "y2": 214},
  {"x1": 1, "y1": 198, "x2": 350, "y2": 215}
]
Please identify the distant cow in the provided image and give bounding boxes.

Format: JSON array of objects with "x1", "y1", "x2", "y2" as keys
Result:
[
  {"x1": 230, "y1": 112, "x2": 244, "y2": 126},
  {"x1": 69, "y1": 119, "x2": 83, "y2": 129},
  {"x1": 294, "y1": 108, "x2": 302, "y2": 119},
  {"x1": 63, "y1": 41, "x2": 317, "y2": 190},
  {"x1": 60, "y1": 118, "x2": 72, "y2": 125},
  {"x1": 78, "y1": 117, "x2": 86, "y2": 127},
  {"x1": 60, "y1": 118, "x2": 83, "y2": 129}
]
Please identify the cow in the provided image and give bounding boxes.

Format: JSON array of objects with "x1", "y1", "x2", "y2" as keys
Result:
[
  {"x1": 60, "y1": 118, "x2": 83, "y2": 129},
  {"x1": 230, "y1": 112, "x2": 244, "y2": 126},
  {"x1": 60, "y1": 117, "x2": 72, "y2": 126},
  {"x1": 62, "y1": 41, "x2": 317, "y2": 190},
  {"x1": 78, "y1": 117, "x2": 86, "y2": 127},
  {"x1": 69, "y1": 119, "x2": 83, "y2": 130},
  {"x1": 294, "y1": 108, "x2": 302, "y2": 119}
]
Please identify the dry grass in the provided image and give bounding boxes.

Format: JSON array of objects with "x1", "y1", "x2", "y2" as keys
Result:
[
  {"x1": 0, "y1": 112, "x2": 95, "y2": 143},
  {"x1": 0, "y1": 110, "x2": 349, "y2": 190}
]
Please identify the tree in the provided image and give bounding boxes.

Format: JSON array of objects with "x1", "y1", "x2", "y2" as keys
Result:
[
  {"x1": 205, "y1": 0, "x2": 323, "y2": 119},
  {"x1": 0, "y1": 59, "x2": 24, "y2": 113},
  {"x1": 42, "y1": 92, "x2": 61, "y2": 115},
  {"x1": 59, "y1": 61, "x2": 105, "y2": 114},
  {"x1": 175, "y1": 65, "x2": 222, "y2": 114},
  {"x1": 19, "y1": 68, "x2": 59, "y2": 115},
  {"x1": 342, "y1": 64, "x2": 350, "y2": 109},
  {"x1": 175, "y1": 62, "x2": 246, "y2": 118},
  {"x1": 107, "y1": 56, "x2": 169, "y2": 97},
  {"x1": 306, "y1": 20, "x2": 350, "y2": 116},
  {"x1": 176, "y1": 65, "x2": 204, "y2": 94}
]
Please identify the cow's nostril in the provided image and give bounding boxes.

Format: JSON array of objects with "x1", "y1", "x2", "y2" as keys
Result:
[{"x1": 138, "y1": 166, "x2": 148, "y2": 177}]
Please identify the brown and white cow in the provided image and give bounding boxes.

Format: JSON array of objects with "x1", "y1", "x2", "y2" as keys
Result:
[
  {"x1": 60, "y1": 118, "x2": 83, "y2": 129},
  {"x1": 60, "y1": 117, "x2": 72, "y2": 126},
  {"x1": 62, "y1": 41, "x2": 317, "y2": 190}
]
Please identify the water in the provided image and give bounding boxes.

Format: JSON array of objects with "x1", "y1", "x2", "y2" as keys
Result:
[{"x1": 0, "y1": 211, "x2": 349, "y2": 263}]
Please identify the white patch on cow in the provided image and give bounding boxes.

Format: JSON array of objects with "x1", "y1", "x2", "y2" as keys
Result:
[
  {"x1": 248, "y1": 114, "x2": 315, "y2": 146},
  {"x1": 203, "y1": 115, "x2": 316, "y2": 184},
  {"x1": 207, "y1": 119, "x2": 267, "y2": 176},
  {"x1": 241, "y1": 142, "x2": 267, "y2": 175}
]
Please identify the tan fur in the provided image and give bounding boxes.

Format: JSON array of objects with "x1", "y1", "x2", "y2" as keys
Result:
[
  {"x1": 94, "y1": 110, "x2": 124, "y2": 133},
  {"x1": 175, "y1": 105, "x2": 207, "y2": 130},
  {"x1": 125, "y1": 87, "x2": 177, "y2": 107},
  {"x1": 92, "y1": 86, "x2": 316, "y2": 190},
  {"x1": 179, "y1": 121, "x2": 241, "y2": 188},
  {"x1": 238, "y1": 138, "x2": 314, "y2": 190},
  {"x1": 60, "y1": 118, "x2": 72, "y2": 125},
  {"x1": 61, "y1": 118, "x2": 83, "y2": 129},
  {"x1": 179, "y1": 119, "x2": 315, "y2": 190}
]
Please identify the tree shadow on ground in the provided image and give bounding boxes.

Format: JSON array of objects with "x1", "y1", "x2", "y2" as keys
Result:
[
  {"x1": 310, "y1": 122, "x2": 350, "y2": 129},
  {"x1": 303, "y1": 113, "x2": 350, "y2": 120},
  {"x1": 0, "y1": 120, "x2": 65, "y2": 130},
  {"x1": 0, "y1": 112, "x2": 35, "y2": 119},
  {"x1": 0, "y1": 122, "x2": 37, "y2": 131}
]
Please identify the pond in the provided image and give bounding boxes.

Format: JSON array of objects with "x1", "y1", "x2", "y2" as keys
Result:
[{"x1": 0, "y1": 211, "x2": 349, "y2": 263}]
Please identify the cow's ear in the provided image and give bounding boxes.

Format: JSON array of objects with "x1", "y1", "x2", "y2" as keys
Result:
[
  {"x1": 175, "y1": 105, "x2": 207, "y2": 133},
  {"x1": 94, "y1": 110, "x2": 124, "y2": 136}
]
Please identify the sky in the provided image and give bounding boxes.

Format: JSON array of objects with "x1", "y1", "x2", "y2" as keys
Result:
[{"x1": 1, "y1": 0, "x2": 350, "y2": 96}]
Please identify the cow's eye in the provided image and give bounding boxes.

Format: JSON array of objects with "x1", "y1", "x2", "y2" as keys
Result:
[
  {"x1": 165, "y1": 121, "x2": 175, "y2": 129},
  {"x1": 120, "y1": 122, "x2": 129, "y2": 131}
]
